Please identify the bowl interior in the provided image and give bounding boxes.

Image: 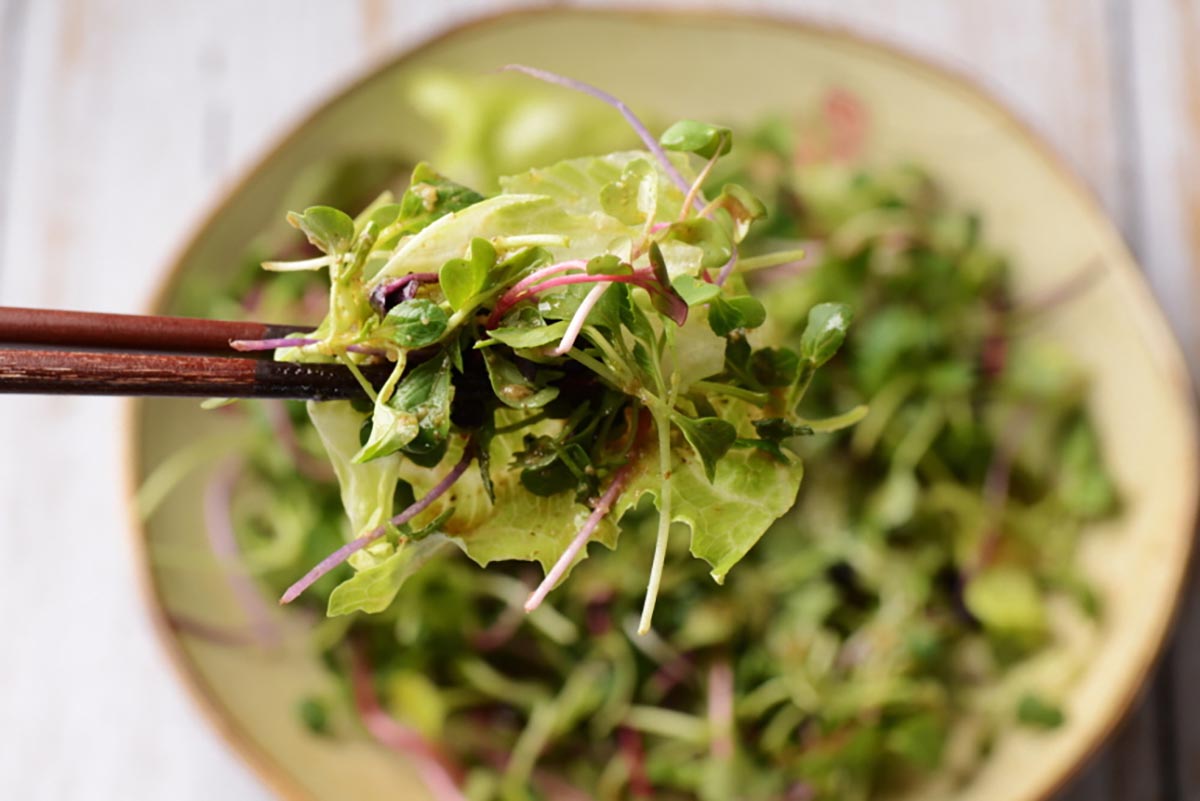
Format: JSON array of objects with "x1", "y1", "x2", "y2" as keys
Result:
[{"x1": 132, "y1": 10, "x2": 1197, "y2": 801}]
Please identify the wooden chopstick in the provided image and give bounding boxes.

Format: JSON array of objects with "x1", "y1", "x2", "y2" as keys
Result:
[
  {"x1": 0, "y1": 306, "x2": 308, "y2": 354},
  {"x1": 0, "y1": 349, "x2": 392, "y2": 399},
  {"x1": 0, "y1": 306, "x2": 389, "y2": 400}
]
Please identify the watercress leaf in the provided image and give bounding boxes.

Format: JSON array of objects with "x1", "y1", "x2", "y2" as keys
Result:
[
  {"x1": 672, "y1": 275, "x2": 720, "y2": 307},
  {"x1": 367, "y1": 202, "x2": 404, "y2": 231},
  {"x1": 396, "y1": 162, "x2": 485, "y2": 236},
  {"x1": 671, "y1": 414, "x2": 737, "y2": 482},
  {"x1": 487, "y1": 320, "x2": 570, "y2": 349},
  {"x1": 387, "y1": 298, "x2": 448, "y2": 348},
  {"x1": 800, "y1": 302, "x2": 853, "y2": 367},
  {"x1": 439, "y1": 237, "x2": 496, "y2": 310},
  {"x1": 750, "y1": 347, "x2": 799, "y2": 387},
  {"x1": 709, "y1": 295, "x2": 766, "y2": 336},
  {"x1": 665, "y1": 218, "x2": 733, "y2": 270},
  {"x1": 287, "y1": 206, "x2": 355, "y2": 255},
  {"x1": 752, "y1": 418, "x2": 814, "y2": 443},
  {"x1": 659, "y1": 120, "x2": 733, "y2": 159},
  {"x1": 327, "y1": 535, "x2": 452, "y2": 616},
  {"x1": 354, "y1": 404, "x2": 420, "y2": 463},
  {"x1": 482, "y1": 349, "x2": 561, "y2": 409},
  {"x1": 389, "y1": 355, "x2": 455, "y2": 462}
]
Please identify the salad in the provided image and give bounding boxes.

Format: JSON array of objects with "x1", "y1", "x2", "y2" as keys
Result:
[{"x1": 170, "y1": 69, "x2": 1117, "y2": 800}]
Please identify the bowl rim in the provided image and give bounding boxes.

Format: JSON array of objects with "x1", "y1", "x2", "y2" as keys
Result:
[{"x1": 123, "y1": 6, "x2": 1200, "y2": 801}]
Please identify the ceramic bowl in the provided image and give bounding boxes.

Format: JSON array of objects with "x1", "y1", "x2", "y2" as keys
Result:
[{"x1": 128, "y1": 8, "x2": 1198, "y2": 801}]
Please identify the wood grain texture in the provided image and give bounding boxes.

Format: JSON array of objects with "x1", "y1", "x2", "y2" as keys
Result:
[{"x1": 0, "y1": 2, "x2": 1191, "y2": 800}]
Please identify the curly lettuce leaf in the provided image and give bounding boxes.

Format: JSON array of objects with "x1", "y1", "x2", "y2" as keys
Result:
[
  {"x1": 371, "y1": 194, "x2": 632, "y2": 285},
  {"x1": 326, "y1": 535, "x2": 452, "y2": 616},
  {"x1": 616, "y1": 402, "x2": 805, "y2": 583},
  {"x1": 395, "y1": 420, "x2": 619, "y2": 575},
  {"x1": 307, "y1": 400, "x2": 399, "y2": 538}
]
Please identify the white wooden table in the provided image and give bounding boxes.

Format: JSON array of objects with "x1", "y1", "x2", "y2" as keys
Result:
[{"x1": 0, "y1": 2, "x2": 1195, "y2": 798}]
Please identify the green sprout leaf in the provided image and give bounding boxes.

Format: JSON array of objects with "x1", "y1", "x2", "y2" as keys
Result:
[
  {"x1": 671, "y1": 414, "x2": 738, "y2": 483},
  {"x1": 386, "y1": 352, "x2": 456, "y2": 460},
  {"x1": 482, "y1": 349, "x2": 561, "y2": 410},
  {"x1": 286, "y1": 206, "x2": 355, "y2": 255},
  {"x1": 486, "y1": 321, "x2": 570, "y2": 349},
  {"x1": 396, "y1": 162, "x2": 486, "y2": 236},
  {"x1": 586, "y1": 254, "x2": 632, "y2": 276},
  {"x1": 750, "y1": 347, "x2": 799, "y2": 387},
  {"x1": 1017, "y1": 694, "x2": 1065, "y2": 730},
  {"x1": 708, "y1": 296, "x2": 767, "y2": 337},
  {"x1": 751, "y1": 418, "x2": 814, "y2": 443},
  {"x1": 707, "y1": 183, "x2": 767, "y2": 242},
  {"x1": 665, "y1": 219, "x2": 733, "y2": 271},
  {"x1": 799, "y1": 302, "x2": 853, "y2": 366},
  {"x1": 440, "y1": 237, "x2": 497, "y2": 310},
  {"x1": 387, "y1": 299, "x2": 449, "y2": 348},
  {"x1": 671, "y1": 275, "x2": 721, "y2": 307},
  {"x1": 659, "y1": 120, "x2": 733, "y2": 159},
  {"x1": 355, "y1": 403, "x2": 420, "y2": 464}
]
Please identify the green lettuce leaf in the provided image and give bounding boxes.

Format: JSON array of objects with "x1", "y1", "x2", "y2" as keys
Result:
[
  {"x1": 616, "y1": 402, "x2": 805, "y2": 583},
  {"x1": 326, "y1": 535, "x2": 453, "y2": 616},
  {"x1": 371, "y1": 194, "x2": 634, "y2": 286},
  {"x1": 307, "y1": 400, "x2": 400, "y2": 543},
  {"x1": 395, "y1": 425, "x2": 619, "y2": 575}
]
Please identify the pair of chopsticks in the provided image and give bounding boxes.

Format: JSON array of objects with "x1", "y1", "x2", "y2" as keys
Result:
[{"x1": 0, "y1": 306, "x2": 389, "y2": 400}]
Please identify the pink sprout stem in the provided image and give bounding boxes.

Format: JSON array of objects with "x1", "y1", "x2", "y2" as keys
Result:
[
  {"x1": 489, "y1": 270, "x2": 645, "y2": 328},
  {"x1": 524, "y1": 460, "x2": 637, "y2": 613},
  {"x1": 707, "y1": 661, "x2": 735, "y2": 760},
  {"x1": 554, "y1": 282, "x2": 610, "y2": 355},
  {"x1": 507, "y1": 259, "x2": 589, "y2": 297},
  {"x1": 230, "y1": 337, "x2": 319, "y2": 352},
  {"x1": 486, "y1": 259, "x2": 588, "y2": 327},
  {"x1": 204, "y1": 460, "x2": 280, "y2": 646},
  {"x1": 350, "y1": 645, "x2": 466, "y2": 801},
  {"x1": 715, "y1": 243, "x2": 740, "y2": 286},
  {"x1": 280, "y1": 444, "x2": 474, "y2": 604},
  {"x1": 501, "y1": 65, "x2": 695, "y2": 201}
]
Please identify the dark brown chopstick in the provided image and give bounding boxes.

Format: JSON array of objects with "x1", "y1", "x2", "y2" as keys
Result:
[
  {"x1": 0, "y1": 306, "x2": 308, "y2": 354},
  {"x1": 0, "y1": 306, "x2": 392, "y2": 400},
  {"x1": 0, "y1": 349, "x2": 393, "y2": 399}
]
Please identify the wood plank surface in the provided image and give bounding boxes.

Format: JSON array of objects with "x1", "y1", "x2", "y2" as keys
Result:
[{"x1": 0, "y1": 2, "x2": 1192, "y2": 799}]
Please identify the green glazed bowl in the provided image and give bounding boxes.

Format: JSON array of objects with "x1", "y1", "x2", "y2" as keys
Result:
[{"x1": 128, "y1": 8, "x2": 1198, "y2": 801}]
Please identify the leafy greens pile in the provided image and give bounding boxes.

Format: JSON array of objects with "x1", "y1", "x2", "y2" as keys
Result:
[
  {"x1": 187, "y1": 74, "x2": 1117, "y2": 801},
  {"x1": 241, "y1": 66, "x2": 858, "y2": 635}
]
